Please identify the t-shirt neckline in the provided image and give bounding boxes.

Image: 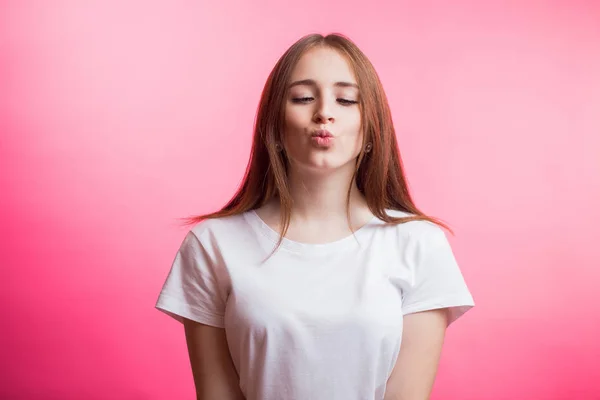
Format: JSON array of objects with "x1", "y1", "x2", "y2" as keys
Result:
[{"x1": 245, "y1": 209, "x2": 379, "y2": 255}]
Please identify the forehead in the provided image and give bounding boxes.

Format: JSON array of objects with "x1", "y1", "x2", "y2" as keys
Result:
[{"x1": 289, "y1": 46, "x2": 356, "y2": 84}]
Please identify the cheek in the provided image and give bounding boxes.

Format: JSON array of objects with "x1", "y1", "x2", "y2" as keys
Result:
[
  {"x1": 350, "y1": 117, "x2": 364, "y2": 154},
  {"x1": 284, "y1": 106, "x2": 307, "y2": 129},
  {"x1": 350, "y1": 111, "x2": 362, "y2": 131},
  {"x1": 352, "y1": 132, "x2": 364, "y2": 155},
  {"x1": 348, "y1": 113, "x2": 363, "y2": 141},
  {"x1": 282, "y1": 112, "x2": 304, "y2": 153}
]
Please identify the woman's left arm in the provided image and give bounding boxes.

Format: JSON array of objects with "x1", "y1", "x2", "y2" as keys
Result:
[{"x1": 383, "y1": 309, "x2": 449, "y2": 400}]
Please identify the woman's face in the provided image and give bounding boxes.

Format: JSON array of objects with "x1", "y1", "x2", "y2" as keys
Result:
[{"x1": 283, "y1": 46, "x2": 363, "y2": 174}]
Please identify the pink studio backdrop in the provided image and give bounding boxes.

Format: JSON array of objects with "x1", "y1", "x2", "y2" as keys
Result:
[{"x1": 1, "y1": 1, "x2": 599, "y2": 399}]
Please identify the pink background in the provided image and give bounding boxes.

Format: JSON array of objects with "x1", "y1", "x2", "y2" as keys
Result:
[{"x1": 2, "y1": 1, "x2": 599, "y2": 399}]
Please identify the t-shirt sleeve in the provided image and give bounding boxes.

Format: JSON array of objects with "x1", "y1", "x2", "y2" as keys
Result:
[
  {"x1": 401, "y1": 225, "x2": 475, "y2": 326},
  {"x1": 155, "y1": 230, "x2": 226, "y2": 328}
]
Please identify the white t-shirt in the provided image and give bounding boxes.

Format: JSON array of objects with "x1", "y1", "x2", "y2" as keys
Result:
[{"x1": 155, "y1": 209, "x2": 474, "y2": 400}]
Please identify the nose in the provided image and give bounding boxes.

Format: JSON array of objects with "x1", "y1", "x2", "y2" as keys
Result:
[{"x1": 313, "y1": 98, "x2": 335, "y2": 124}]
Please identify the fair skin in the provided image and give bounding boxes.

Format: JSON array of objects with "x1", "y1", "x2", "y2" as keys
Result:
[
  {"x1": 259, "y1": 45, "x2": 374, "y2": 240},
  {"x1": 184, "y1": 46, "x2": 448, "y2": 400}
]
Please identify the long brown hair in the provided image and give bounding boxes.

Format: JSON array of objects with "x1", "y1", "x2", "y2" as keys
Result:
[{"x1": 178, "y1": 32, "x2": 452, "y2": 254}]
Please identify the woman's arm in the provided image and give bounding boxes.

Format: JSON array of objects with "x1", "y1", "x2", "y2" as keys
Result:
[
  {"x1": 183, "y1": 318, "x2": 245, "y2": 400},
  {"x1": 384, "y1": 309, "x2": 448, "y2": 400}
]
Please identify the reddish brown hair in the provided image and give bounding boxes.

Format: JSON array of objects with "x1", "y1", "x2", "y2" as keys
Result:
[{"x1": 178, "y1": 33, "x2": 452, "y2": 253}]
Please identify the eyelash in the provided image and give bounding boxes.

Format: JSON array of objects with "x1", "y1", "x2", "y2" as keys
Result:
[{"x1": 291, "y1": 97, "x2": 358, "y2": 106}]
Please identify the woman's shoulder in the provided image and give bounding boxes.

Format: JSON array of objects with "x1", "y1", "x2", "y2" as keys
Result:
[
  {"x1": 379, "y1": 208, "x2": 447, "y2": 239},
  {"x1": 188, "y1": 211, "x2": 253, "y2": 241}
]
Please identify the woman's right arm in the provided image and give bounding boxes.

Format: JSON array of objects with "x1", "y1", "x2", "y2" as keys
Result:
[{"x1": 183, "y1": 318, "x2": 245, "y2": 400}]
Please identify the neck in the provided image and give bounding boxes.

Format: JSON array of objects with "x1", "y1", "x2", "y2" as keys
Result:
[{"x1": 284, "y1": 161, "x2": 368, "y2": 223}]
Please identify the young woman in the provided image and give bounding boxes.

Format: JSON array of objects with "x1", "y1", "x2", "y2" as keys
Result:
[{"x1": 156, "y1": 33, "x2": 475, "y2": 400}]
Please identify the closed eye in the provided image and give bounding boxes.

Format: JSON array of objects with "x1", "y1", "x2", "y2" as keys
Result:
[
  {"x1": 291, "y1": 97, "x2": 314, "y2": 103},
  {"x1": 291, "y1": 97, "x2": 358, "y2": 106}
]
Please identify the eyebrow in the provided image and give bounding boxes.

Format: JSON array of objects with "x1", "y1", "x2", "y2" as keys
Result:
[{"x1": 288, "y1": 79, "x2": 359, "y2": 90}]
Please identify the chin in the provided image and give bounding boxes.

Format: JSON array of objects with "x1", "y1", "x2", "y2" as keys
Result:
[{"x1": 302, "y1": 156, "x2": 355, "y2": 173}]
